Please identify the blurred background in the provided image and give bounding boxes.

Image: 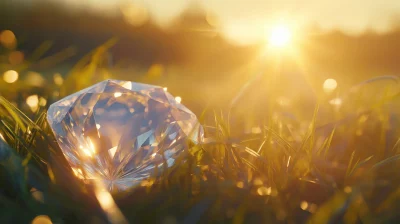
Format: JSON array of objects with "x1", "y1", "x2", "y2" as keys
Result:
[
  {"x1": 2, "y1": 0, "x2": 400, "y2": 132},
  {"x1": 5, "y1": 2, "x2": 400, "y2": 223}
]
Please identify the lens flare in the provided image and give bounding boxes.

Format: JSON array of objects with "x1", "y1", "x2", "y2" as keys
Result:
[{"x1": 268, "y1": 25, "x2": 292, "y2": 48}]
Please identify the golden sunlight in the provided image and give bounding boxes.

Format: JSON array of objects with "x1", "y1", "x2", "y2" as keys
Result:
[{"x1": 268, "y1": 25, "x2": 292, "y2": 48}]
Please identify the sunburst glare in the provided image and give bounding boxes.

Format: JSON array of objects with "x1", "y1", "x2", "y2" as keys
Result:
[{"x1": 268, "y1": 25, "x2": 292, "y2": 48}]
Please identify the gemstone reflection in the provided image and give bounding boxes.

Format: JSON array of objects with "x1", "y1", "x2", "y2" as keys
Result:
[{"x1": 47, "y1": 80, "x2": 203, "y2": 191}]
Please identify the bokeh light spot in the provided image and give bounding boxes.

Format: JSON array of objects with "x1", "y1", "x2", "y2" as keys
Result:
[
  {"x1": 31, "y1": 215, "x2": 52, "y2": 224},
  {"x1": 0, "y1": 30, "x2": 16, "y2": 49},
  {"x1": 329, "y1": 97, "x2": 342, "y2": 107},
  {"x1": 323, "y1": 78, "x2": 338, "y2": 93},
  {"x1": 26, "y1": 95, "x2": 39, "y2": 112},
  {"x1": 344, "y1": 186, "x2": 352, "y2": 193},
  {"x1": 3, "y1": 70, "x2": 18, "y2": 83},
  {"x1": 30, "y1": 188, "x2": 44, "y2": 203},
  {"x1": 253, "y1": 178, "x2": 263, "y2": 185},
  {"x1": 257, "y1": 186, "x2": 272, "y2": 196},
  {"x1": 236, "y1": 181, "x2": 244, "y2": 188},
  {"x1": 8, "y1": 51, "x2": 24, "y2": 65},
  {"x1": 53, "y1": 73, "x2": 64, "y2": 86},
  {"x1": 39, "y1": 97, "x2": 47, "y2": 107},
  {"x1": 25, "y1": 71, "x2": 46, "y2": 87},
  {"x1": 300, "y1": 201, "x2": 309, "y2": 210}
]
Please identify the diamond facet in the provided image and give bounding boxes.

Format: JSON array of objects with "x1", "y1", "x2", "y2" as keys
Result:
[{"x1": 47, "y1": 80, "x2": 203, "y2": 191}]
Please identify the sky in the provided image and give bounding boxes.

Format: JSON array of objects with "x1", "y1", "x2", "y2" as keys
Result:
[{"x1": 54, "y1": 0, "x2": 400, "y2": 44}]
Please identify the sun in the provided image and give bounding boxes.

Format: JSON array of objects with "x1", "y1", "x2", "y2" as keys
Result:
[{"x1": 268, "y1": 25, "x2": 292, "y2": 48}]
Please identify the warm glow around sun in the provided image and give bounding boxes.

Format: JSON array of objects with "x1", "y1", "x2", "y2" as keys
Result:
[{"x1": 268, "y1": 25, "x2": 292, "y2": 48}]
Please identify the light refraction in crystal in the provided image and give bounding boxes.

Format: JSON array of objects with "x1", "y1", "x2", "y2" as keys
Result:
[{"x1": 47, "y1": 80, "x2": 203, "y2": 191}]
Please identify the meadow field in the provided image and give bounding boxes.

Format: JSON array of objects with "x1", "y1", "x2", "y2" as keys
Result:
[{"x1": 2, "y1": 1, "x2": 400, "y2": 223}]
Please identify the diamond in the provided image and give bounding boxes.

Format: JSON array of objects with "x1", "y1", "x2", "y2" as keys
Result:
[{"x1": 47, "y1": 80, "x2": 203, "y2": 192}]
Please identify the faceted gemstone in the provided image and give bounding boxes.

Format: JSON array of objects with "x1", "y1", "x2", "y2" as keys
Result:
[{"x1": 47, "y1": 80, "x2": 203, "y2": 192}]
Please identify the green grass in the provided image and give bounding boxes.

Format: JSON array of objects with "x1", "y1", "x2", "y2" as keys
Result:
[
  {"x1": 2, "y1": 94, "x2": 400, "y2": 224},
  {"x1": 2, "y1": 41, "x2": 400, "y2": 223}
]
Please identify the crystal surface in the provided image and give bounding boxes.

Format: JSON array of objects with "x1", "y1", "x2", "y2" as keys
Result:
[{"x1": 47, "y1": 80, "x2": 203, "y2": 191}]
